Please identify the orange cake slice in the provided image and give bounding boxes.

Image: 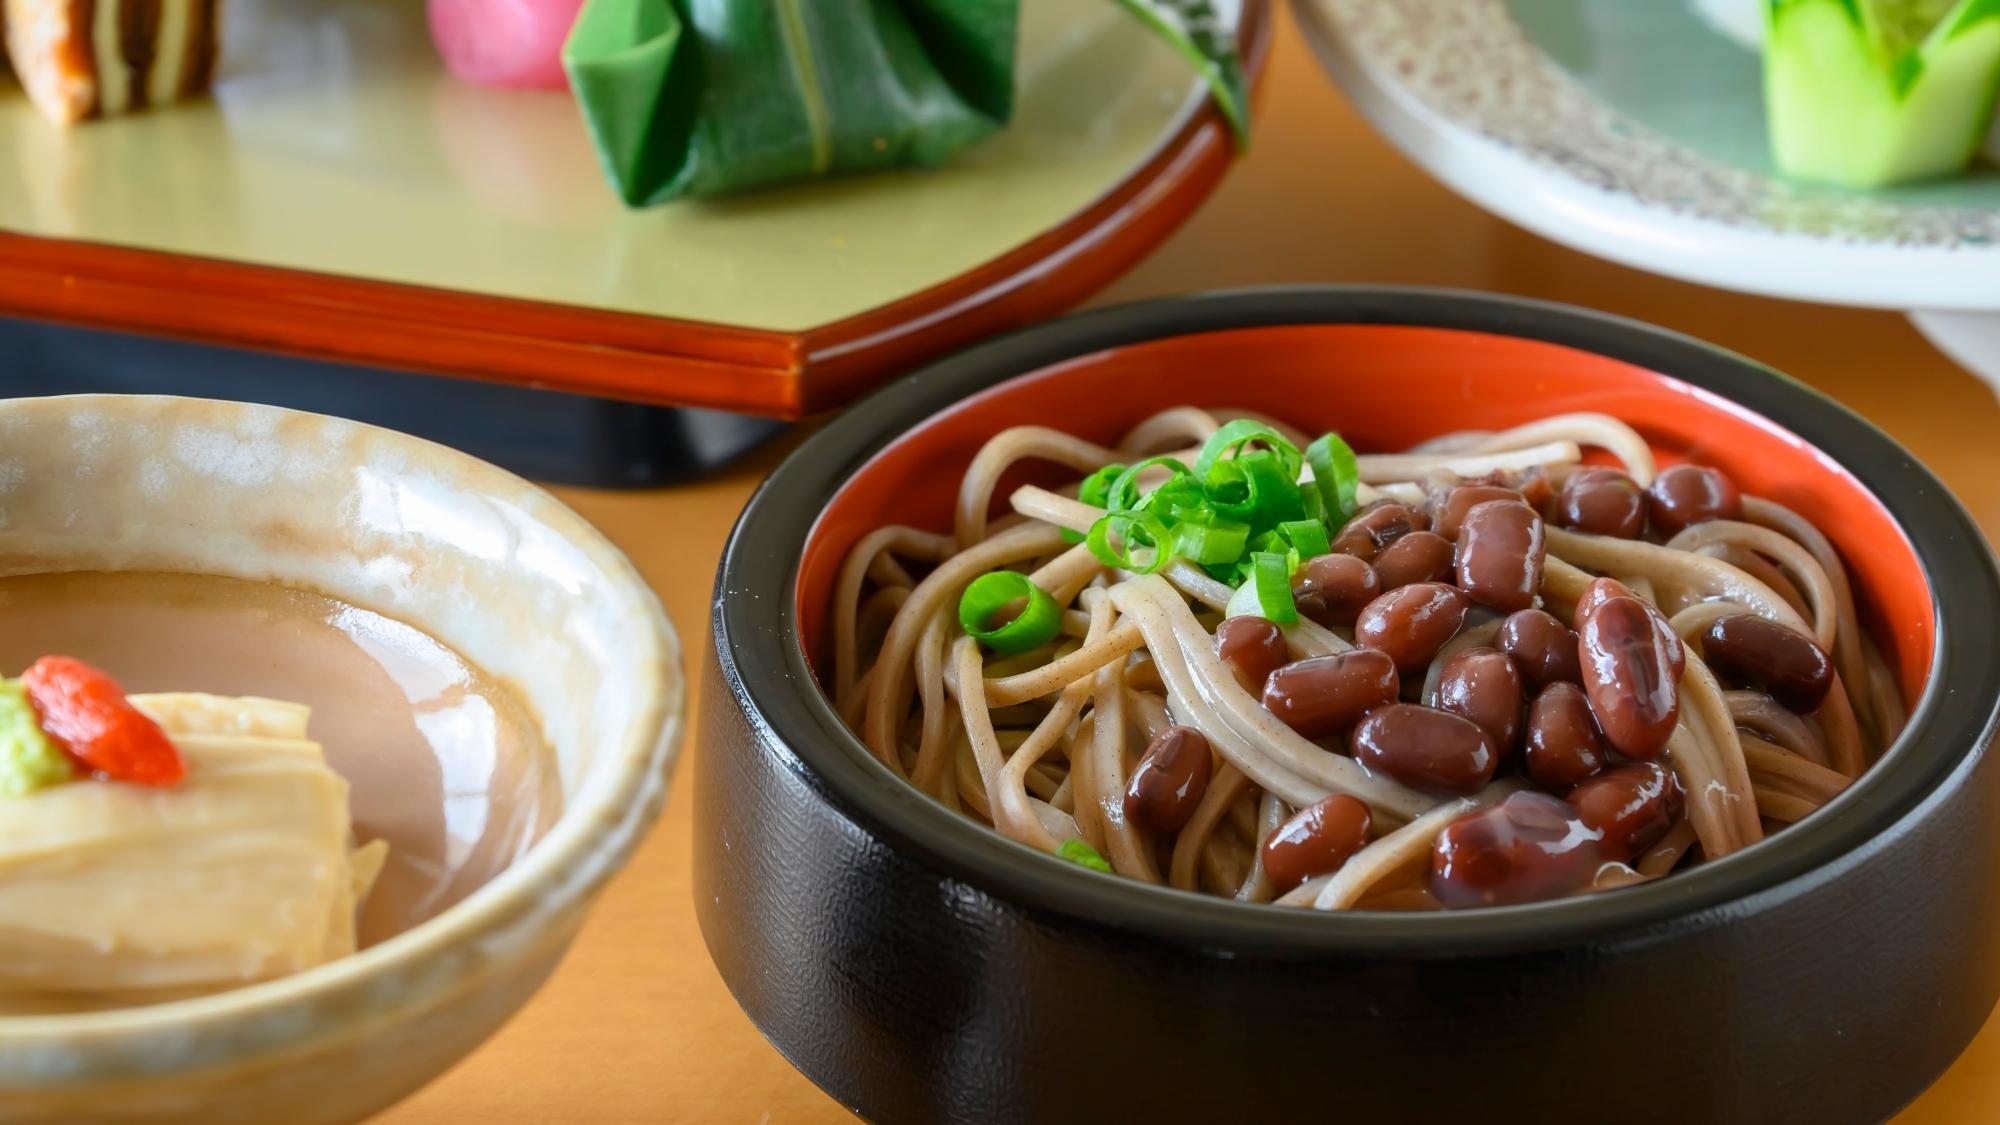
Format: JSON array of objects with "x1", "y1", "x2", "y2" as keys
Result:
[{"x1": 2, "y1": 0, "x2": 219, "y2": 125}]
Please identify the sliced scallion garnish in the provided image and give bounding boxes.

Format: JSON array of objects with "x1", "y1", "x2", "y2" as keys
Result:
[
  {"x1": 1251, "y1": 551, "x2": 1298, "y2": 624},
  {"x1": 1173, "y1": 517, "x2": 1251, "y2": 565},
  {"x1": 1057, "y1": 838, "x2": 1114, "y2": 873},
  {"x1": 1105, "y1": 456, "x2": 1195, "y2": 513},
  {"x1": 1300, "y1": 482, "x2": 1326, "y2": 525},
  {"x1": 1193, "y1": 419, "x2": 1303, "y2": 483},
  {"x1": 1306, "y1": 432, "x2": 1361, "y2": 526},
  {"x1": 1086, "y1": 509, "x2": 1171, "y2": 575},
  {"x1": 1062, "y1": 462, "x2": 1130, "y2": 544},
  {"x1": 1136, "y1": 475, "x2": 1211, "y2": 524},
  {"x1": 1223, "y1": 574, "x2": 1264, "y2": 619},
  {"x1": 1203, "y1": 451, "x2": 1305, "y2": 529},
  {"x1": 1078, "y1": 463, "x2": 1125, "y2": 508},
  {"x1": 1066, "y1": 425, "x2": 1360, "y2": 594},
  {"x1": 957, "y1": 571, "x2": 1063, "y2": 655},
  {"x1": 1278, "y1": 518, "x2": 1330, "y2": 559}
]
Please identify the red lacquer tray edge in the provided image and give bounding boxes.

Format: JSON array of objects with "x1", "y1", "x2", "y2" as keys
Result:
[{"x1": 0, "y1": 1, "x2": 1272, "y2": 420}]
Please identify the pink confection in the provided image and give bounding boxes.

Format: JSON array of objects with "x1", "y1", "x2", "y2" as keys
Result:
[{"x1": 429, "y1": 0, "x2": 586, "y2": 90}]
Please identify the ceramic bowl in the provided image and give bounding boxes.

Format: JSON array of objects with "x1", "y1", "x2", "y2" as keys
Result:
[
  {"x1": 0, "y1": 395, "x2": 681, "y2": 1124},
  {"x1": 703, "y1": 287, "x2": 2000, "y2": 1124}
]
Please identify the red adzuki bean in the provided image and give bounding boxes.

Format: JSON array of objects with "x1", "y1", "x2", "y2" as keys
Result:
[
  {"x1": 1567, "y1": 761, "x2": 1684, "y2": 860},
  {"x1": 1523, "y1": 682, "x2": 1609, "y2": 790},
  {"x1": 1497, "y1": 609, "x2": 1582, "y2": 688},
  {"x1": 1354, "y1": 583, "x2": 1471, "y2": 674},
  {"x1": 1292, "y1": 554, "x2": 1382, "y2": 628},
  {"x1": 1647, "y1": 464, "x2": 1741, "y2": 536},
  {"x1": 1701, "y1": 613, "x2": 1834, "y2": 713},
  {"x1": 1433, "y1": 485, "x2": 1522, "y2": 541},
  {"x1": 1577, "y1": 595, "x2": 1680, "y2": 760},
  {"x1": 1262, "y1": 794, "x2": 1373, "y2": 891},
  {"x1": 1352, "y1": 704, "x2": 1497, "y2": 795},
  {"x1": 1372, "y1": 531, "x2": 1455, "y2": 590},
  {"x1": 1332, "y1": 504, "x2": 1424, "y2": 560},
  {"x1": 1124, "y1": 726, "x2": 1214, "y2": 833},
  {"x1": 1216, "y1": 616, "x2": 1288, "y2": 694},
  {"x1": 1556, "y1": 467, "x2": 1646, "y2": 539},
  {"x1": 1436, "y1": 648, "x2": 1524, "y2": 762},
  {"x1": 1430, "y1": 792, "x2": 1606, "y2": 909},
  {"x1": 1456, "y1": 500, "x2": 1546, "y2": 613},
  {"x1": 1262, "y1": 649, "x2": 1400, "y2": 739}
]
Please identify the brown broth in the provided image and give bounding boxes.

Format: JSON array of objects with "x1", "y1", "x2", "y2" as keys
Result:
[{"x1": 0, "y1": 571, "x2": 560, "y2": 946}]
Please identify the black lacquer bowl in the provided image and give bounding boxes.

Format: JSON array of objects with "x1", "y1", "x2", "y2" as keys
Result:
[{"x1": 700, "y1": 288, "x2": 2000, "y2": 1125}]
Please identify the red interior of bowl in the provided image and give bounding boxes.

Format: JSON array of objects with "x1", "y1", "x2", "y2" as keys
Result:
[{"x1": 798, "y1": 325, "x2": 1934, "y2": 703}]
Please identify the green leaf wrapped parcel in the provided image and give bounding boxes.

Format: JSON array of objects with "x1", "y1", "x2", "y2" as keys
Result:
[{"x1": 562, "y1": 0, "x2": 1250, "y2": 206}]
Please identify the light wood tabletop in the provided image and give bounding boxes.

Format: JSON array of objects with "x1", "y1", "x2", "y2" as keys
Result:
[{"x1": 378, "y1": 7, "x2": 2000, "y2": 1122}]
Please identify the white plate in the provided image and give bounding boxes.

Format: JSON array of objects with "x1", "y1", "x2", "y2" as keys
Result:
[{"x1": 1294, "y1": 0, "x2": 2000, "y2": 388}]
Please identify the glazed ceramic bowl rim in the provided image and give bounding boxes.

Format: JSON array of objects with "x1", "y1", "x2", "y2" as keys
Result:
[
  {"x1": 0, "y1": 394, "x2": 683, "y2": 1037},
  {"x1": 718, "y1": 285, "x2": 2000, "y2": 955}
]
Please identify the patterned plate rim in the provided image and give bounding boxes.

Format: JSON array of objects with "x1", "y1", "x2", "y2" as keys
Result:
[{"x1": 1306, "y1": 0, "x2": 2000, "y2": 253}]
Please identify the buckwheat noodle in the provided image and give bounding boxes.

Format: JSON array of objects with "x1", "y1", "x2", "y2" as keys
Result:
[{"x1": 836, "y1": 408, "x2": 1899, "y2": 910}]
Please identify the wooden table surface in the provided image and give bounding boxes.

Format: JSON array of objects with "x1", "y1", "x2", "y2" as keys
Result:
[{"x1": 378, "y1": 8, "x2": 2000, "y2": 1122}]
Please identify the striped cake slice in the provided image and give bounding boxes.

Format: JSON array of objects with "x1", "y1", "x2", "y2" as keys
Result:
[{"x1": 2, "y1": 0, "x2": 218, "y2": 125}]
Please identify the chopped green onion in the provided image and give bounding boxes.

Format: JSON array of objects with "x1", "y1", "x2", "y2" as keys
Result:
[
  {"x1": 1106, "y1": 456, "x2": 1195, "y2": 512},
  {"x1": 1065, "y1": 424, "x2": 1353, "y2": 589},
  {"x1": 1306, "y1": 432, "x2": 1361, "y2": 526},
  {"x1": 1201, "y1": 458, "x2": 1251, "y2": 518},
  {"x1": 1174, "y1": 517, "x2": 1251, "y2": 565},
  {"x1": 957, "y1": 571, "x2": 1063, "y2": 655},
  {"x1": 1057, "y1": 838, "x2": 1114, "y2": 873},
  {"x1": 1193, "y1": 419, "x2": 1303, "y2": 482},
  {"x1": 1243, "y1": 453, "x2": 1308, "y2": 526},
  {"x1": 1251, "y1": 551, "x2": 1298, "y2": 624},
  {"x1": 1079, "y1": 463, "x2": 1125, "y2": 507},
  {"x1": 1204, "y1": 451, "x2": 1306, "y2": 529},
  {"x1": 1300, "y1": 482, "x2": 1326, "y2": 525},
  {"x1": 1280, "y1": 518, "x2": 1331, "y2": 559},
  {"x1": 1062, "y1": 462, "x2": 1129, "y2": 544},
  {"x1": 1223, "y1": 575, "x2": 1264, "y2": 619},
  {"x1": 1136, "y1": 475, "x2": 1211, "y2": 524},
  {"x1": 1086, "y1": 509, "x2": 1171, "y2": 575}
]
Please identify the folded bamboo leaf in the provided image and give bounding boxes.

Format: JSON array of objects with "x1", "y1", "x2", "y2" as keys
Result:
[
  {"x1": 1113, "y1": 0, "x2": 1252, "y2": 147},
  {"x1": 564, "y1": 0, "x2": 1018, "y2": 204}
]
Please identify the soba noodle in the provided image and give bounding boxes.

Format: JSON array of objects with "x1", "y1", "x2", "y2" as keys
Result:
[{"x1": 834, "y1": 407, "x2": 1896, "y2": 911}]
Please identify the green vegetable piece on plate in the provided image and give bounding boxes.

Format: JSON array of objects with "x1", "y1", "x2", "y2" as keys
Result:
[
  {"x1": 564, "y1": 0, "x2": 1251, "y2": 205},
  {"x1": 1765, "y1": 0, "x2": 2000, "y2": 186},
  {"x1": 0, "y1": 680, "x2": 73, "y2": 797},
  {"x1": 1057, "y1": 838, "x2": 1114, "y2": 873},
  {"x1": 564, "y1": 0, "x2": 1019, "y2": 204}
]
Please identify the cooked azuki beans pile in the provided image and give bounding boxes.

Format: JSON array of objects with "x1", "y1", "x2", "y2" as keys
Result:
[{"x1": 832, "y1": 409, "x2": 1905, "y2": 911}]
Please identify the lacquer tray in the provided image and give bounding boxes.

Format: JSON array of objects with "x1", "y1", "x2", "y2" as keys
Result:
[{"x1": 0, "y1": 0, "x2": 1271, "y2": 418}]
